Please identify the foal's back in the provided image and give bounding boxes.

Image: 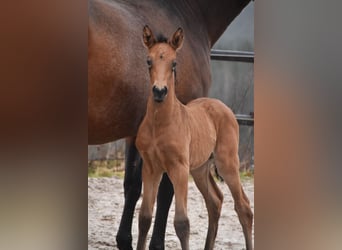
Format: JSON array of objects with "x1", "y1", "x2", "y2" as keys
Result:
[{"x1": 185, "y1": 98, "x2": 239, "y2": 170}]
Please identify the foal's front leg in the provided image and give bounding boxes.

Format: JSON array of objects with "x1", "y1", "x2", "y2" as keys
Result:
[
  {"x1": 137, "y1": 164, "x2": 163, "y2": 250},
  {"x1": 168, "y1": 166, "x2": 190, "y2": 250}
]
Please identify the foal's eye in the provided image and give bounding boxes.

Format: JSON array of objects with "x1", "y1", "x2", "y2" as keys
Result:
[
  {"x1": 147, "y1": 59, "x2": 152, "y2": 68},
  {"x1": 172, "y1": 61, "x2": 177, "y2": 71}
]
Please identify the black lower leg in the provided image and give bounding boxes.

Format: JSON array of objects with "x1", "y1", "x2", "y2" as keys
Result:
[
  {"x1": 116, "y1": 139, "x2": 142, "y2": 250},
  {"x1": 149, "y1": 173, "x2": 174, "y2": 250}
]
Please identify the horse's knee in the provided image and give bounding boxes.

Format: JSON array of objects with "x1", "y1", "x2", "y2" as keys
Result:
[{"x1": 174, "y1": 217, "x2": 190, "y2": 240}]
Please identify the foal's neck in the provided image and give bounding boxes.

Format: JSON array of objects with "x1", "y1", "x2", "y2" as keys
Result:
[{"x1": 146, "y1": 83, "x2": 182, "y2": 127}]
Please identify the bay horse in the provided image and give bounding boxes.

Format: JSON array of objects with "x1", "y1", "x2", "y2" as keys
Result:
[
  {"x1": 88, "y1": 0, "x2": 251, "y2": 249},
  {"x1": 136, "y1": 26, "x2": 253, "y2": 250}
]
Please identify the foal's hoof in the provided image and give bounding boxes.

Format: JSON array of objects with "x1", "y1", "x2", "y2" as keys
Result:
[{"x1": 116, "y1": 234, "x2": 133, "y2": 250}]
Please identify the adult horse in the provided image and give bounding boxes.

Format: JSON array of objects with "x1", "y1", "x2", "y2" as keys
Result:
[{"x1": 88, "y1": 0, "x2": 251, "y2": 249}]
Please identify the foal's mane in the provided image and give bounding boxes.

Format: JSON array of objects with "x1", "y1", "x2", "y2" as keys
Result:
[{"x1": 156, "y1": 34, "x2": 168, "y2": 43}]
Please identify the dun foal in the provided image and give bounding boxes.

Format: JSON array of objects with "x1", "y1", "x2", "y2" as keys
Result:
[{"x1": 136, "y1": 26, "x2": 253, "y2": 250}]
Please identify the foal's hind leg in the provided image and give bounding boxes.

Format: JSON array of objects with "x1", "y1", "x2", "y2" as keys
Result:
[
  {"x1": 191, "y1": 162, "x2": 223, "y2": 250},
  {"x1": 215, "y1": 148, "x2": 253, "y2": 250}
]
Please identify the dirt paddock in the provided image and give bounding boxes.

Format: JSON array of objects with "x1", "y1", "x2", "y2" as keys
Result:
[{"x1": 88, "y1": 176, "x2": 254, "y2": 250}]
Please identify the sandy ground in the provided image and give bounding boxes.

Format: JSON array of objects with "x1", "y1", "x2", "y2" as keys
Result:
[{"x1": 88, "y1": 176, "x2": 254, "y2": 250}]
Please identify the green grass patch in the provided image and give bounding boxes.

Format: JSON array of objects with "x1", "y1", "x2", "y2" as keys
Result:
[
  {"x1": 239, "y1": 169, "x2": 254, "y2": 181},
  {"x1": 88, "y1": 159, "x2": 254, "y2": 181},
  {"x1": 88, "y1": 160, "x2": 124, "y2": 177}
]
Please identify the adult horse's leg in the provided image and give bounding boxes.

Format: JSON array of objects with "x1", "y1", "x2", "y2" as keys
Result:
[
  {"x1": 116, "y1": 137, "x2": 142, "y2": 250},
  {"x1": 149, "y1": 173, "x2": 174, "y2": 250},
  {"x1": 191, "y1": 162, "x2": 223, "y2": 250}
]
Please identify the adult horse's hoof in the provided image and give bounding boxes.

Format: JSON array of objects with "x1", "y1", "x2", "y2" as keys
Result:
[
  {"x1": 149, "y1": 240, "x2": 164, "y2": 250},
  {"x1": 116, "y1": 233, "x2": 133, "y2": 250},
  {"x1": 149, "y1": 245, "x2": 164, "y2": 250}
]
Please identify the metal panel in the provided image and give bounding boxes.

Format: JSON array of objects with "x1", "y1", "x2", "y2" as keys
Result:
[
  {"x1": 210, "y1": 49, "x2": 254, "y2": 62},
  {"x1": 210, "y1": 49, "x2": 255, "y2": 125}
]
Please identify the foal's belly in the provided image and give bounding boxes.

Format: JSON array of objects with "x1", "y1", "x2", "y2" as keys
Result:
[
  {"x1": 188, "y1": 113, "x2": 217, "y2": 170},
  {"x1": 189, "y1": 141, "x2": 216, "y2": 170}
]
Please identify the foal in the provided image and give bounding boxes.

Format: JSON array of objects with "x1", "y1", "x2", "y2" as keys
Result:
[{"x1": 136, "y1": 26, "x2": 253, "y2": 250}]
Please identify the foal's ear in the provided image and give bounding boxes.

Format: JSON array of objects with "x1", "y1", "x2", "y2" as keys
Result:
[
  {"x1": 169, "y1": 27, "x2": 184, "y2": 51},
  {"x1": 142, "y1": 25, "x2": 156, "y2": 48}
]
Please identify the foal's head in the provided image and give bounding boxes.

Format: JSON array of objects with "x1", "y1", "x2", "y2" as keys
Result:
[{"x1": 142, "y1": 25, "x2": 184, "y2": 103}]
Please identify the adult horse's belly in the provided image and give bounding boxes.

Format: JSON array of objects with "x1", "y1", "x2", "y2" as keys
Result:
[
  {"x1": 88, "y1": 64, "x2": 149, "y2": 144},
  {"x1": 88, "y1": 35, "x2": 149, "y2": 145},
  {"x1": 88, "y1": 3, "x2": 152, "y2": 145},
  {"x1": 88, "y1": 95, "x2": 146, "y2": 145}
]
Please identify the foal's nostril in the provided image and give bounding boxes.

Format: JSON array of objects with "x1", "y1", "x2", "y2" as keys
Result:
[
  {"x1": 152, "y1": 86, "x2": 168, "y2": 102},
  {"x1": 152, "y1": 85, "x2": 158, "y2": 94},
  {"x1": 152, "y1": 86, "x2": 167, "y2": 95}
]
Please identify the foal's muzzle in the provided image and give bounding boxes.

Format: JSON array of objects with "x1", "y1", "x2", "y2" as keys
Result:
[{"x1": 152, "y1": 85, "x2": 168, "y2": 102}]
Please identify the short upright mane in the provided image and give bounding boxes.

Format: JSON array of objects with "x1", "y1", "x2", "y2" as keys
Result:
[{"x1": 156, "y1": 34, "x2": 168, "y2": 43}]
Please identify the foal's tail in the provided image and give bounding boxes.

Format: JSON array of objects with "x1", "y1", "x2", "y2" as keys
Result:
[
  {"x1": 208, "y1": 153, "x2": 224, "y2": 182},
  {"x1": 214, "y1": 166, "x2": 224, "y2": 182}
]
